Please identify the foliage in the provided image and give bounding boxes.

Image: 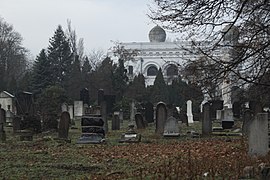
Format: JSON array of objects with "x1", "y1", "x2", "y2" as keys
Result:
[
  {"x1": 125, "y1": 73, "x2": 147, "y2": 102},
  {"x1": 149, "y1": 0, "x2": 270, "y2": 96},
  {"x1": 0, "y1": 17, "x2": 29, "y2": 92},
  {"x1": 151, "y1": 68, "x2": 169, "y2": 104}
]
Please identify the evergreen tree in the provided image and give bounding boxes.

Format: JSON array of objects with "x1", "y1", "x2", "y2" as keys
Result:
[
  {"x1": 81, "y1": 56, "x2": 92, "y2": 88},
  {"x1": 31, "y1": 49, "x2": 52, "y2": 94},
  {"x1": 126, "y1": 73, "x2": 146, "y2": 102},
  {"x1": 65, "y1": 55, "x2": 82, "y2": 101},
  {"x1": 112, "y1": 58, "x2": 128, "y2": 101},
  {"x1": 151, "y1": 68, "x2": 169, "y2": 104},
  {"x1": 47, "y1": 25, "x2": 72, "y2": 86}
]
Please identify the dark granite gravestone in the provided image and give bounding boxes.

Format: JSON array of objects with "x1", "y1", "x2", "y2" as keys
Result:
[
  {"x1": 1, "y1": 109, "x2": 6, "y2": 123},
  {"x1": 135, "y1": 113, "x2": 145, "y2": 129},
  {"x1": 80, "y1": 88, "x2": 90, "y2": 106},
  {"x1": 232, "y1": 102, "x2": 241, "y2": 118},
  {"x1": 145, "y1": 102, "x2": 154, "y2": 123},
  {"x1": 77, "y1": 115, "x2": 105, "y2": 144},
  {"x1": 242, "y1": 109, "x2": 253, "y2": 136},
  {"x1": 112, "y1": 113, "x2": 120, "y2": 130},
  {"x1": 202, "y1": 102, "x2": 212, "y2": 136},
  {"x1": 58, "y1": 111, "x2": 70, "y2": 140},
  {"x1": 0, "y1": 105, "x2": 6, "y2": 142},
  {"x1": 209, "y1": 100, "x2": 223, "y2": 120},
  {"x1": 156, "y1": 102, "x2": 167, "y2": 134},
  {"x1": 163, "y1": 116, "x2": 180, "y2": 137},
  {"x1": 119, "y1": 124, "x2": 141, "y2": 143},
  {"x1": 97, "y1": 89, "x2": 104, "y2": 106},
  {"x1": 13, "y1": 116, "x2": 21, "y2": 133}
]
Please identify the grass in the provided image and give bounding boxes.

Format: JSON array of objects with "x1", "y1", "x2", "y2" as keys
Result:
[{"x1": 0, "y1": 119, "x2": 269, "y2": 179}]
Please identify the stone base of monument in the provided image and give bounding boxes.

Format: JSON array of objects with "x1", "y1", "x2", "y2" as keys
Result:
[
  {"x1": 222, "y1": 121, "x2": 234, "y2": 129},
  {"x1": 163, "y1": 132, "x2": 180, "y2": 137},
  {"x1": 119, "y1": 124, "x2": 141, "y2": 143},
  {"x1": 17, "y1": 129, "x2": 33, "y2": 141},
  {"x1": 77, "y1": 133, "x2": 105, "y2": 144}
]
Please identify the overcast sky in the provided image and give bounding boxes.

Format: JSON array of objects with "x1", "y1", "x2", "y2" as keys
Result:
[{"x1": 0, "y1": 0, "x2": 162, "y2": 57}]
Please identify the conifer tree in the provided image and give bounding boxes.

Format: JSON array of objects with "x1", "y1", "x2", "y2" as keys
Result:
[
  {"x1": 47, "y1": 25, "x2": 72, "y2": 86},
  {"x1": 151, "y1": 68, "x2": 169, "y2": 104}
]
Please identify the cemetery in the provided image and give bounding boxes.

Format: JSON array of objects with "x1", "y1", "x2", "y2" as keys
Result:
[
  {"x1": 0, "y1": 88, "x2": 270, "y2": 179},
  {"x1": 0, "y1": 1, "x2": 269, "y2": 179}
]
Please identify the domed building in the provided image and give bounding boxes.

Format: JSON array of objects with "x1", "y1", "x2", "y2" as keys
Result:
[{"x1": 110, "y1": 25, "x2": 238, "y2": 87}]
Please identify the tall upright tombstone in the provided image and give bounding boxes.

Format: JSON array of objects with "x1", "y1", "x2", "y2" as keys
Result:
[
  {"x1": 112, "y1": 112, "x2": 120, "y2": 130},
  {"x1": 0, "y1": 105, "x2": 5, "y2": 142},
  {"x1": 74, "y1": 101, "x2": 83, "y2": 118},
  {"x1": 145, "y1": 102, "x2": 154, "y2": 123},
  {"x1": 202, "y1": 102, "x2": 212, "y2": 136},
  {"x1": 248, "y1": 113, "x2": 269, "y2": 156},
  {"x1": 58, "y1": 111, "x2": 70, "y2": 140},
  {"x1": 242, "y1": 109, "x2": 253, "y2": 136},
  {"x1": 1, "y1": 109, "x2": 6, "y2": 123},
  {"x1": 80, "y1": 88, "x2": 90, "y2": 106},
  {"x1": 61, "y1": 103, "x2": 68, "y2": 112},
  {"x1": 156, "y1": 102, "x2": 167, "y2": 134},
  {"x1": 68, "y1": 105, "x2": 74, "y2": 120},
  {"x1": 135, "y1": 113, "x2": 145, "y2": 129},
  {"x1": 130, "y1": 101, "x2": 135, "y2": 122},
  {"x1": 186, "y1": 100, "x2": 194, "y2": 123}
]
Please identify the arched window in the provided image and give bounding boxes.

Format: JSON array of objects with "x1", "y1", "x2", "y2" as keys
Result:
[
  {"x1": 166, "y1": 64, "x2": 178, "y2": 76},
  {"x1": 147, "y1": 66, "x2": 158, "y2": 76}
]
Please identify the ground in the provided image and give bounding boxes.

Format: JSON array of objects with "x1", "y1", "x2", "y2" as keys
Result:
[{"x1": 0, "y1": 120, "x2": 269, "y2": 179}]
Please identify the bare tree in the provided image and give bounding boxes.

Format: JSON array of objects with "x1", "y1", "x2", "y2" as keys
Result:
[
  {"x1": 149, "y1": 0, "x2": 270, "y2": 86},
  {"x1": 88, "y1": 49, "x2": 106, "y2": 70}
]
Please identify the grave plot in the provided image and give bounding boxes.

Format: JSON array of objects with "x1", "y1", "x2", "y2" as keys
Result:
[{"x1": 77, "y1": 115, "x2": 105, "y2": 144}]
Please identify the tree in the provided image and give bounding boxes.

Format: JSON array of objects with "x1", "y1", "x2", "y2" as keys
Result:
[
  {"x1": 0, "y1": 17, "x2": 29, "y2": 92},
  {"x1": 150, "y1": 68, "x2": 169, "y2": 104},
  {"x1": 149, "y1": 0, "x2": 270, "y2": 86},
  {"x1": 125, "y1": 73, "x2": 147, "y2": 102},
  {"x1": 31, "y1": 49, "x2": 52, "y2": 94},
  {"x1": 47, "y1": 25, "x2": 72, "y2": 86}
]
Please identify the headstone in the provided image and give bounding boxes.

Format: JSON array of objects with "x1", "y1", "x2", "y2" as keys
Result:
[
  {"x1": 77, "y1": 115, "x2": 105, "y2": 144},
  {"x1": 80, "y1": 88, "x2": 90, "y2": 106},
  {"x1": 130, "y1": 101, "x2": 135, "y2": 122},
  {"x1": 186, "y1": 100, "x2": 194, "y2": 123},
  {"x1": 163, "y1": 116, "x2": 180, "y2": 137},
  {"x1": 68, "y1": 105, "x2": 74, "y2": 120},
  {"x1": 119, "y1": 109, "x2": 123, "y2": 123},
  {"x1": 202, "y1": 102, "x2": 212, "y2": 136},
  {"x1": 119, "y1": 124, "x2": 141, "y2": 143},
  {"x1": 242, "y1": 109, "x2": 253, "y2": 136},
  {"x1": 112, "y1": 112, "x2": 120, "y2": 130},
  {"x1": 222, "y1": 107, "x2": 234, "y2": 129},
  {"x1": 13, "y1": 116, "x2": 21, "y2": 133},
  {"x1": 180, "y1": 111, "x2": 188, "y2": 126},
  {"x1": 58, "y1": 111, "x2": 70, "y2": 140},
  {"x1": 135, "y1": 113, "x2": 145, "y2": 129},
  {"x1": 61, "y1": 103, "x2": 68, "y2": 112},
  {"x1": 209, "y1": 100, "x2": 223, "y2": 120},
  {"x1": 0, "y1": 105, "x2": 6, "y2": 142},
  {"x1": 155, "y1": 102, "x2": 167, "y2": 134},
  {"x1": 232, "y1": 102, "x2": 241, "y2": 118},
  {"x1": 248, "y1": 113, "x2": 269, "y2": 156},
  {"x1": 6, "y1": 107, "x2": 14, "y2": 126},
  {"x1": 74, "y1": 101, "x2": 83, "y2": 118},
  {"x1": 216, "y1": 110, "x2": 222, "y2": 120},
  {"x1": 97, "y1": 89, "x2": 104, "y2": 106},
  {"x1": 145, "y1": 102, "x2": 154, "y2": 123}
]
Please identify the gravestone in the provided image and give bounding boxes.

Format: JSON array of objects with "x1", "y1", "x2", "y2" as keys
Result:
[
  {"x1": 209, "y1": 100, "x2": 223, "y2": 120},
  {"x1": 119, "y1": 124, "x2": 141, "y2": 143},
  {"x1": 248, "y1": 113, "x2": 269, "y2": 156},
  {"x1": 145, "y1": 102, "x2": 154, "y2": 123},
  {"x1": 163, "y1": 116, "x2": 180, "y2": 137},
  {"x1": 0, "y1": 105, "x2": 6, "y2": 142},
  {"x1": 61, "y1": 103, "x2": 68, "y2": 112},
  {"x1": 6, "y1": 108, "x2": 14, "y2": 127},
  {"x1": 135, "y1": 113, "x2": 145, "y2": 129},
  {"x1": 242, "y1": 109, "x2": 253, "y2": 136},
  {"x1": 130, "y1": 101, "x2": 135, "y2": 122},
  {"x1": 68, "y1": 105, "x2": 74, "y2": 120},
  {"x1": 77, "y1": 115, "x2": 105, "y2": 144},
  {"x1": 58, "y1": 111, "x2": 70, "y2": 140},
  {"x1": 74, "y1": 101, "x2": 83, "y2": 118},
  {"x1": 80, "y1": 88, "x2": 90, "y2": 106},
  {"x1": 222, "y1": 107, "x2": 234, "y2": 129},
  {"x1": 186, "y1": 100, "x2": 194, "y2": 123},
  {"x1": 119, "y1": 109, "x2": 123, "y2": 123},
  {"x1": 97, "y1": 89, "x2": 104, "y2": 106},
  {"x1": 216, "y1": 110, "x2": 222, "y2": 121},
  {"x1": 1, "y1": 109, "x2": 6, "y2": 124},
  {"x1": 156, "y1": 102, "x2": 167, "y2": 134},
  {"x1": 13, "y1": 116, "x2": 21, "y2": 133},
  {"x1": 112, "y1": 112, "x2": 120, "y2": 130},
  {"x1": 202, "y1": 102, "x2": 212, "y2": 136}
]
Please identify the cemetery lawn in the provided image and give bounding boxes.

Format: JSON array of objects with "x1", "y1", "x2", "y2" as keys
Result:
[{"x1": 1, "y1": 121, "x2": 270, "y2": 179}]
